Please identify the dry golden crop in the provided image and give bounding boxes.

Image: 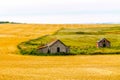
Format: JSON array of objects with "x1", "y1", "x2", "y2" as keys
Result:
[
  {"x1": 0, "y1": 24, "x2": 120, "y2": 80},
  {"x1": 0, "y1": 54, "x2": 120, "y2": 80}
]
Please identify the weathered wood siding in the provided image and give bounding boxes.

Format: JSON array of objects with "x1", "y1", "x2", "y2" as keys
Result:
[
  {"x1": 97, "y1": 39, "x2": 110, "y2": 48},
  {"x1": 38, "y1": 40, "x2": 69, "y2": 54},
  {"x1": 38, "y1": 47, "x2": 48, "y2": 54},
  {"x1": 49, "y1": 41, "x2": 69, "y2": 54}
]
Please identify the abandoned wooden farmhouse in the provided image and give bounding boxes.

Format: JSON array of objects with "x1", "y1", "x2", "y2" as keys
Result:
[
  {"x1": 97, "y1": 38, "x2": 111, "y2": 48},
  {"x1": 37, "y1": 38, "x2": 111, "y2": 54},
  {"x1": 37, "y1": 40, "x2": 70, "y2": 54}
]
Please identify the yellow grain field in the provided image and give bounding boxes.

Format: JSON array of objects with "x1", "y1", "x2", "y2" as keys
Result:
[
  {"x1": 0, "y1": 24, "x2": 60, "y2": 54},
  {"x1": 0, "y1": 54, "x2": 120, "y2": 80},
  {"x1": 0, "y1": 24, "x2": 120, "y2": 80}
]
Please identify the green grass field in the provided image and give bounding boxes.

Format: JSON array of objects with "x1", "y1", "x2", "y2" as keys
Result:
[{"x1": 18, "y1": 25, "x2": 120, "y2": 55}]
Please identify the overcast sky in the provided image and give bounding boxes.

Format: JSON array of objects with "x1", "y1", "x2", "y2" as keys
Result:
[{"x1": 0, "y1": 0, "x2": 120, "y2": 23}]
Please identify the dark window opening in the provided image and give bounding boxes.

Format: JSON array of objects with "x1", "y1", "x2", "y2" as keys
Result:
[
  {"x1": 57, "y1": 47, "x2": 60, "y2": 53},
  {"x1": 103, "y1": 40, "x2": 105, "y2": 42}
]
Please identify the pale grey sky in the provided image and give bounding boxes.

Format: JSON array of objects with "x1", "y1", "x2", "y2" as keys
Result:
[{"x1": 0, "y1": 0, "x2": 120, "y2": 23}]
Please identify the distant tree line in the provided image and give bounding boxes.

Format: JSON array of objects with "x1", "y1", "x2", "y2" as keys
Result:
[{"x1": 0, "y1": 21, "x2": 22, "y2": 24}]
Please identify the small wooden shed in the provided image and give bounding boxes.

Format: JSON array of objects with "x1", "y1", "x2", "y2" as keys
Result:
[
  {"x1": 38, "y1": 39, "x2": 70, "y2": 54},
  {"x1": 97, "y1": 38, "x2": 111, "y2": 48}
]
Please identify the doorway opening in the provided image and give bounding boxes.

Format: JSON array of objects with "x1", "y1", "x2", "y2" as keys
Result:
[{"x1": 57, "y1": 47, "x2": 60, "y2": 53}]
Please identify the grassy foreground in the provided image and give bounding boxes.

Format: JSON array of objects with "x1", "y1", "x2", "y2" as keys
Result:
[{"x1": 18, "y1": 25, "x2": 120, "y2": 55}]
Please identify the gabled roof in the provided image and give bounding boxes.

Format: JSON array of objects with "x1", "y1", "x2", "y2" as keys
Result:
[
  {"x1": 38, "y1": 39, "x2": 67, "y2": 49},
  {"x1": 38, "y1": 45, "x2": 47, "y2": 49},
  {"x1": 97, "y1": 38, "x2": 110, "y2": 43},
  {"x1": 46, "y1": 39, "x2": 67, "y2": 47}
]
